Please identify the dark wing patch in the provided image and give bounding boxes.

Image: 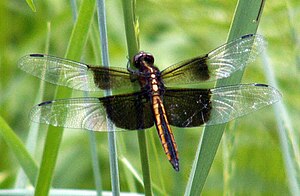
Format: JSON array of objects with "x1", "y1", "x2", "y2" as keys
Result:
[
  {"x1": 161, "y1": 34, "x2": 265, "y2": 86},
  {"x1": 30, "y1": 93, "x2": 154, "y2": 131},
  {"x1": 101, "y1": 92, "x2": 154, "y2": 130},
  {"x1": 88, "y1": 66, "x2": 139, "y2": 91},
  {"x1": 164, "y1": 89, "x2": 212, "y2": 127},
  {"x1": 161, "y1": 56, "x2": 210, "y2": 85},
  {"x1": 18, "y1": 54, "x2": 138, "y2": 91}
]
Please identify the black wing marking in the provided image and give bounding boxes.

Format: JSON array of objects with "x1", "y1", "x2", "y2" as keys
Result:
[
  {"x1": 30, "y1": 93, "x2": 153, "y2": 131},
  {"x1": 161, "y1": 34, "x2": 265, "y2": 85},
  {"x1": 101, "y1": 92, "x2": 154, "y2": 130},
  {"x1": 164, "y1": 84, "x2": 281, "y2": 127},
  {"x1": 18, "y1": 54, "x2": 139, "y2": 91},
  {"x1": 164, "y1": 88, "x2": 212, "y2": 127}
]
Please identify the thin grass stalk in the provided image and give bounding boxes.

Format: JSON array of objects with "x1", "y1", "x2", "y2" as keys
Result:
[
  {"x1": 121, "y1": 1, "x2": 152, "y2": 195},
  {"x1": 88, "y1": 24, "x2": 104, "y2": 196},
  {"x1": 69, "y1": 0, "x2": 103, "y2": 194},
  {"x1": 119, "y1": 155, "x2": 144, "y2": 190},
  {"x1": 149, "y1": 130, "x2": 166, "y2": 193},
  {"x1": 96, "y1": 0, "x2": 120, "y2": 195},
  {"x1": 222, "y1": 121, "x2": 238, "y2": 195},
  {"x1": 285, "y1": 1, "x2": 300, "y2": 70},
  {"x1": 25, "y1": 0, "x2": 36, "y2": 12},
  {"x1": 88, "y1": 132, "x2": 103, "y2": 196},
  {"x1": 117, "y1": 134, "x2": 138, "y2": 192},
  {"x1": 34, "y1": 0, "x2": 96, "y2": 195},
  {"x1": 15, "y1": 22, "x2": 52, "y2": 189},
  {"x1": 70, "y1": 0, "x2": 78, "y2": 21},
  {"x1": 261, "y1": 48, "x2": 300, "y2": 195},
  {"x1": 75, "y1": 5, "x2": 105, "y2": 196},
  {"x1": 185, "y1": 1, "x2": 265, "y2": 195},
  {"x1": 0, "y1": 116, "x2": 38, "y2": 186}
]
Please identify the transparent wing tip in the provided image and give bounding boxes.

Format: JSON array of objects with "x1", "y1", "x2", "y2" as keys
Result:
[
  {"x1": 29, "y1": 100, "x2": 54, "y2": 125},
  {"x1": 253, "y1": 83, "x2": 282, "y2": 104},
  {"x1": 18, "y1": 54, "x2": 44, "y2": 73},
  {"x1": 248, "y1": 34, "x2": 266, "y2": 58},
  {"x1": 207, "y1": 83, "x2": 282, "y2": 126},
  {"x1": 238, "y1": 34, "x2": 266, "y2": 63},
  {"x1": 18, "y1": 55, "x2": 30, "y2": 70},
  {"x1": 29, "y1": 104, "x2": 43, "y2": 124}
]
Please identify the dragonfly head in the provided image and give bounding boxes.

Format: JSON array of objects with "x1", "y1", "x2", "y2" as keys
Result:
[{"x1": 133, "y1": 51, "x2": 154, "y2": 69}]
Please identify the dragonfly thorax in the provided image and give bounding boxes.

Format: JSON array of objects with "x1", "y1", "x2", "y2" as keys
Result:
[{"x1": 132, "y1": 51, "x2": 164, "y2": 96}]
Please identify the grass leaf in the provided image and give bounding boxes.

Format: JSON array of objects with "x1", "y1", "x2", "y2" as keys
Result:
[
  {"x1": 96, "y1": 0, "x2": 120, "y2": 194},
  {"x1": 25, "y1": 0, "x2": 36, "y2": 12},
  {"x1": 185, "y1": 1, "x2": 266, "y2": 195},
  {"x1": 0, "y1": 116, "x2": 38, "y2": 185},
  {"x1": 34, "y1": 0, "x2": 96, "y2": 195},
  {"x1": 121, "y1": 0, "x2": 152, "y2": 195}
]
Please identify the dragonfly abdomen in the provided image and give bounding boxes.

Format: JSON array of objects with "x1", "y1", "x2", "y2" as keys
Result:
[{"x1": 151, "y1": 95, "x2": 179, "y2": 171}]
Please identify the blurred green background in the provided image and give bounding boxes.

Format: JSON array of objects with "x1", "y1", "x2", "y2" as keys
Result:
[{"x1": 0, "y1": 0, "x2": 299, "y2": 195}]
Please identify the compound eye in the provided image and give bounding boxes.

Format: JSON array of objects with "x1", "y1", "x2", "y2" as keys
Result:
[
  {"x1": 133, "y1": 51, "x2": 154, "y2": 68},
  {"x1": 144, "y1": 54, "x2": 154, "y2": 64},
  {"x1": 133, "y1": 52, "x2": 144, "y2": 68}
]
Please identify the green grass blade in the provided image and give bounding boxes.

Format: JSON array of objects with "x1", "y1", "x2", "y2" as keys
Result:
[
  {"x1": 25, "y1": 0, "x2": 36, "y2": 12},
  {"x1": 88, "y1": 132, "x2": 103, "y2": 196},
  {"x1": 121, "y1": 1, "x2": 152, "y2": 195},
  {"x1": 34, "y1": 0, "x2": 96, "y2": 195},
  {"x1": 15, "y1": 22, "x2": 52, "y2": 189},
  {"x1": 0, "y1": 116, "x2": 38, "y2": 186},
  {"x1": 261, "y1": 48, "x2": 300, "y2": 195},
  {"x1": 121, "y1": 0, "x2": 139, "y2": 59},
  {"x1": 69, "y1": 0, "x2": 104, "y2": 194},
  {"x1": 65, "y1": 0, "x2": 96, "y2": 60},
  {"x1": 222, "y1": 121, "x2": 238, "y2": 195},
  {"x1": 96, "y1": 0, "x2": 120, "y2": 195},
  {"x1": 185, "y1": 1, "x2": 265, "y2": 195},
  {"x1": 148, "y1": 130, "x2": 166, "y2": 193}
]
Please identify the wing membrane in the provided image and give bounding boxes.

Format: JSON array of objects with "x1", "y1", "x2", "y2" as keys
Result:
[
  {"x1": 164, "y1": 89, "x2": 212, "y2": 127},
  {"x1": 30, "y1": 93, "x2": 153, "y2": 131},
  {"x1": 164, "y1": 84, "x2": 281, "y2": 127},
  {"x1": 207, "y1": 83, "x2": 281, "y2": 125},
  {"x1": 18, "y1": 54, "x2": 138, "y2": 91},
  {"x1": 161, "y1": 34, "x2": 265, "y2": 85}
]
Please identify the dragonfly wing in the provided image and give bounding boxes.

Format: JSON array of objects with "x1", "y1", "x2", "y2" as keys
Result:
[
  {"x1": 163, "y1": 84, "x2": 281, "y2": 127},
  {"x1": 164, "y1": 88, "x2": 212, "y2": 127},
  {"x1": 101, "y1": 92, "x2": 154, "y2": 130},
  {"x1": 206, "y1": 83, "x2": 281, "y2": 125},
  {"x1": 18, "y1": 54, "x2": 138, "y2": 91},
  {"x1": 161, "y1": 34, "x2": 265, "y2": 85},
  {"x1": 30, "y1": 93, "x2": 154, "y2": 131}
]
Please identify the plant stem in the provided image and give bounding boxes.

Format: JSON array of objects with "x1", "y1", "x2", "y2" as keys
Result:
[
  {"x1": 34, "y1": 0, "x2": 96, "y2": 195},
  {"x1": 96, "y1": 0, "x2": 121, "y2": 195},
  {"x1": 121, "y1": 1, "x2": 153, "y2": 195},
  {"x1": 185, "y1": 1, "x2": 265, "y2": 195}
]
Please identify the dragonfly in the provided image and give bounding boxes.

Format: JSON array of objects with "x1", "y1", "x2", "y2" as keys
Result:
[{"x1": 19, "y1": 34, "x2": 281, "y2": 171}]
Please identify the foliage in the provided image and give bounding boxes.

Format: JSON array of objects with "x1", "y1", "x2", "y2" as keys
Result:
[{"x1": 0, "y1": 0, "x2": 299, "y2": 195}]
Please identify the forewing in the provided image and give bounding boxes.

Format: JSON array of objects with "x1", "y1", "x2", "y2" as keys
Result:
[
  {"x1": 163, "y1": 84, "x2": 281, "y2": 127},
  {"x1": 161, "y1": 34, "x2": 265, "y2": 85},
  {"x1": 30, "y1": 93, "x2": 154, "y2": 131},
  {"x1": 18, "y1": 54, "x2": 137, "y2": 91}
]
